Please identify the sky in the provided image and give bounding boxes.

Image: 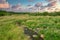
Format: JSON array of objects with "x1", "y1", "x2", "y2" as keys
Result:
[
  {"x1": 7, "y1": 0, "x2": 47, "y2": 6},
  {"x1": 0, "y1": 0, "x2": 60, "y2": 12}
]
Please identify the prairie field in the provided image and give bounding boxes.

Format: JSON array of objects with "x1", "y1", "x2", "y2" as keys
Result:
[{"x1": 0, "y1": 13, "x2": 60, "y2": 40}]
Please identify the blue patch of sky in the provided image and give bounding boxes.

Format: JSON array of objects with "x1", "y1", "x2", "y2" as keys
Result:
[{"x1": 7, "y1": 0, "x2": 48, "y2": 6}]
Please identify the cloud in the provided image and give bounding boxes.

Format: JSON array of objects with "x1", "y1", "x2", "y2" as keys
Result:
[
  {"x1": 6, "y1": 3, "x2": 25, "y2": 12},
  {"x1": 0, "y1": 0, "x2": 60, "y2": 12},
  {"x1": 6, "y1": 1, "x2": 60, "y2": 12},
  {"x1": 0, "y1": 0, "x2": 6, "y2": 3},
  {"x1": 0, "y1": 0, "x2": 10, "y2": 8},
  {"x1": 0, "y1": 3, "x2": 10, "y2": 8},
  {"x1": 47, "y1": 1, "x2": 57, "y2": 7},
  {"x1": 42, "y1": 0, "x2": 60, "y2": 12},
  {"x1": 11, "y1": 3, "x2": 22, "y2": 10},
  {"x1": 27, "y1": 5, "x2": 32, "y2": 7},
  {"x1": 35, "y1": 2, "x2": 43, "y2": 7},
  {"x1": 6, "y1": 3, "x2": 38, "y2": 12},
  {"x1": 28, "y1": 0, "x2": 34, "y2": 2},
  {"x1": 46, "y1": 0, "x2": 57, "y2": 2}
]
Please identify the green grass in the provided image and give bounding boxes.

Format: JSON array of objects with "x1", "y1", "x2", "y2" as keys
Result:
[
  {"x1": 0, "y1": 14, "x2": 60, "y2": 40},
  {"x1": 0, "y1": 10, "x2": 60, "y2": 40}
]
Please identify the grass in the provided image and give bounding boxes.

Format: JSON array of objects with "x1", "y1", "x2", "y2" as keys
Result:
[
  {"x1": 0, "y1": 10, "x2": 60, "y2": 40},
  {"x1": 0, "y1": 14, "x2": 60, "y2": 40}
]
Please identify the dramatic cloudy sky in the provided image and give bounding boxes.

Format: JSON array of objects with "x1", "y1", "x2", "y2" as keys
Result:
[{"x1": 0, "y1": 0, "x2": 60, "y2": 12}]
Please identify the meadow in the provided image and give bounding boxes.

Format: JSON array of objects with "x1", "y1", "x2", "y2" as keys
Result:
[{"x1": 0, "y1": 11, "x2": 60, "y2": 40}]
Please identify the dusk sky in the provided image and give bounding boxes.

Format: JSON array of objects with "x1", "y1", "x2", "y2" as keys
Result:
[{"x1": 0, "y1": 0, "x2": 60, "y2": 12}]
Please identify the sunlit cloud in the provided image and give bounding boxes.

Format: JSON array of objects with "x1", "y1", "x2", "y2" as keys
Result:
[
  {"x1": 47, "y1": 1, "x2": 57, "y2": 7},
  {"x1": 46, "y1": 0, "x2": 58, "y2": 2},
  {"x1": 0, "y1": 0, "x2": 10, "y2": 8}
]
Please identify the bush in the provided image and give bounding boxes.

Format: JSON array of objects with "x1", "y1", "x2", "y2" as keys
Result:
[{"x1": 0, "y1": 10, "x2": 60, "y2": 16}]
